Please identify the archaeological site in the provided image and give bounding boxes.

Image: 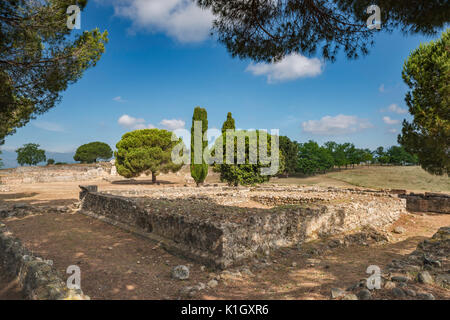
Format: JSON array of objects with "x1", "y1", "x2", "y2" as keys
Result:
[
  {"x1": 1, "y1": 1, "x2": 449, "y2": 311},
  {"x1": 0, "y1": 164, "x2": 448, "y2": 301}
]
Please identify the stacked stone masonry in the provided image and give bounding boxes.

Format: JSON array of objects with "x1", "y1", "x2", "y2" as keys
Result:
[{"x1": 400, "y1": 193, "x2": 450, "y2": 214}]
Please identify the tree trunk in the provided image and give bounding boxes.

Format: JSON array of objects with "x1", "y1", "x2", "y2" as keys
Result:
[{"x1": 152, "y1": 172, "x2": 156, "y2": 183}]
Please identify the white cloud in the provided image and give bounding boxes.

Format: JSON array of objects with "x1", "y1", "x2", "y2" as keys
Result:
[
  {"x1": 387, "y1": 128, "x2": 398, "y2": 134},
  {"x1": 383, "y1": 116, "x2": 400, "y2": 125},
  {"x1": 246, "y1": 53, "x2": 324, "y2": 83},
  {"x1": 382, "y1": 103, "x2": 407, "y2": 114},
  {"x1": 118, "y1": 114, "x2": 155, "y2": 130},
  {"x1": 109, "y1": 0, "x2": 214, "y2": 43},
  {"x1": 113, "y1": 96, "x2": 127, "y2": 103},
  {"x1": 379, "y1": 84, "x2": 385, "y2": 93},
  {"x1": 160, "y1": 119, "x2": 185, "y2": 131},
  {"x1": 32, "y1": 121, "x2": 65, "y2": 132},
  {"x1": 302, "y1": 114, "x2": 373, "y2": 135}
]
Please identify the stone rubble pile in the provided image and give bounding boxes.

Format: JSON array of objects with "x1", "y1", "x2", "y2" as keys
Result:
[{"x1": 332, "y1": 226, "x2": 450, "y2": 300}]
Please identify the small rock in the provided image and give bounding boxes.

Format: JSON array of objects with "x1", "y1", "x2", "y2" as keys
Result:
[
  {"x1": 391, "y1": 276, "x2": 408, "y2": 283},
  {"x1": 200, "y1": 266, "x2": 206, "y2": 272},
  {"x1": 435, "y1": 274, "x2": 450, "y2": 288},
  {"x1": 331, "y1": 288, "x2": 346, "y2": 299},
  {"x1": 404, "y1": 289, "x2": 416, "y2": 297},
  {"x1": 384, "y1": 281, "x2": 396, "y2": 290},
  {"x1": 418, "y1": 271, "x2": 433, "y2": 284},
  {"x1": 417, "y1": 292, "x2": 435, "y2": 300},
  {"x1": 342, "y1": 294, "x2": 358, "y2": 300},
  {"x1": 291, "y1": 262, "x2": 297, "y2": 267},
  {"x1": 393, "y1": 227, "x2": 406, "y2": 234},
  {"x1": 207, "y1": 279, "x2": 218, "y2": 289},
  {"x1": 347, "y1": 280, "x2": 365, "y2": 292},
  {"x1": 195, "y1": 282, "x2": 206, "y2": 291},
  {"x1": 328, "y1": 239, "x2": 341, "y2": 248},
  {"x1": 172, "y1": 265, "x2": 190, "y2": 280},
  {"x1": 357, "y1": 289, "x2": 372, "y2": 300},
  {"x1": 179, "y1": 286, "x2": 194, "y2": 297},
  {"x1": 13, "y1": 203, "x2": 29, "y2": 209},
  {"x1": 391, "y1": 287, "x2": 406, "y2": 298}
]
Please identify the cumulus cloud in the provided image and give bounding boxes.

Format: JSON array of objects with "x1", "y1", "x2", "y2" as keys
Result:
[
  {"x1": 118, "y1": 114, "x2": 155, "y2": 130},
  {"x1": 302, "y1": 114, "x2": 373, "y2": 135},
  {"x1": 246, "y1": 53, "x2": 324, "y2": 83},
  {"x1": 108, "y1": 0, "x2": 213, "y2": 43},
  {"x1": 383, "y1": 116, "x2": 400, "y2": 125},
  {"x1": 382, "y1": 103, "x2": 408, "y2": 114},
  {"x1": 33, "y1": 121, "x2": 65, "y2": 132},
  {"x1": 160, "y1": 119, "x2": 185, "y2": 131}
]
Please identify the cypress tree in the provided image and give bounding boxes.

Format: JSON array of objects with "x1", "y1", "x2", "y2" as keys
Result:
[
  {"x1": 222, "y1": 112, "x2": 236, "y2": 133},
  {"x1": 190, "y1": 107, "x2": 209, "y2": 186}
]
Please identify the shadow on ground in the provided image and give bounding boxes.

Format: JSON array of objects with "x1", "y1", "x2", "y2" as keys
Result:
[{"x1": 111, "y1": 179, "x2": 175, "y2": 185}]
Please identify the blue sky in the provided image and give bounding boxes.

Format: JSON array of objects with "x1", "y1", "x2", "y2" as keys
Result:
[{"x1": 2, "y1": 0, "x2": 445, "y2": 153}]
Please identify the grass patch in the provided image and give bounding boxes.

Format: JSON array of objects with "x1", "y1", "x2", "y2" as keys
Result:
[
  {"x1": 327, "y1": 166, "x2": 449, "y2": 192},
  {"x1": 273, "y1": 166, "x2": 449, "y2": 193}
]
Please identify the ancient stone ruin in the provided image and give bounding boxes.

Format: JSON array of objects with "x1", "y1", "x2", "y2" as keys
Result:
[
  {"x1": 0, "y1": 163, "x2": 113, "y2": 184},
  {"x1": 400, "y1": 192, "x2": 450, "y2": 214},
  {"x1": 78, "y1": 185, "x2": 407, "y2": 269}
]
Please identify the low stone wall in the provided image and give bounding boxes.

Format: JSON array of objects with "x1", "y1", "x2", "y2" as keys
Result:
[
  {"x1": 401, "y1": 193, "x2": 450, "y2": 214},
  {"x1": 0, "y1": 224, "x2": 88, "y2": 300},
  {"x1": 79, "y1": 187, "x2": 405, "y2": 269},
  {"x1": 0, "y1": 163, "x2": 112, "y2": 185}
]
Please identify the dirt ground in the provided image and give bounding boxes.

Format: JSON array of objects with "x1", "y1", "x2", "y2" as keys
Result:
[{"x1": 0, "y1": 176, "x2": 449, "y2": 300}]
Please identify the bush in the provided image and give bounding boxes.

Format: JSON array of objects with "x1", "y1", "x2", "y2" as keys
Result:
[
  {"x1": 215, "y1": 130, "x2": 283, "y2": 186},
  {"x1": 47, "y1": 158, "x2": 55, "y2": 165}
]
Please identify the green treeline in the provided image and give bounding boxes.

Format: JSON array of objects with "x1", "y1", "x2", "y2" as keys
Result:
[{"x1": 279, "y1": 137, "x2": 419, "y2": 176}]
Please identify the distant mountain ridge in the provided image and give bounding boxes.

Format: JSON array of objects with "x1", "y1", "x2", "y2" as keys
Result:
[{"x1": 0, "y1": 150, "x2": 76, "y2": 169}]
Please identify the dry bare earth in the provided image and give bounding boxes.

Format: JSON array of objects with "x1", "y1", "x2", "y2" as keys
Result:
[{"x1": 1, "y1": 209, "x2": 449, "y2": 300}]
